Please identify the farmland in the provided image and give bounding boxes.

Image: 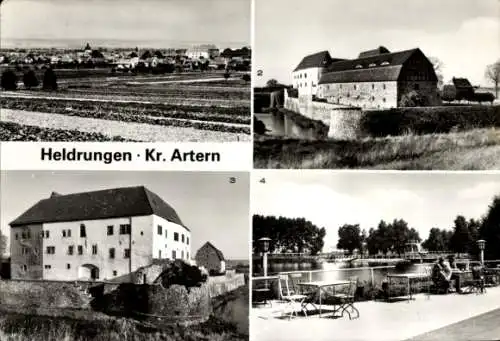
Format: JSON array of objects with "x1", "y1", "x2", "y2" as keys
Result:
[{"x1": 0, "y1": 69, "x2": 251, "y2": 142}]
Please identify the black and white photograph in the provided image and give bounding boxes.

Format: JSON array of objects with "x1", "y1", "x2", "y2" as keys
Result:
[
  {"x1": 0, "y1": 0, "x2": 251, "y2": 142},
  {"x1": 251, "y1": 171, "x2": 500, "y2": 341},
  {"x1": 253, "y1": 0, "x2": 500, "y2": 169},
  {"x1": 0, "y1": 171, "x2": 250, "y2": 341}
]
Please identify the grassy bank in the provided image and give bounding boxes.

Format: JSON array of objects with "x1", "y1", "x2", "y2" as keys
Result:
[{"x1": 254, "y1": 128, "x2": 500, "y2": 169}]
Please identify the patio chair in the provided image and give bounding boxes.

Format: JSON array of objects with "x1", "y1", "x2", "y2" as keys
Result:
[
  {"x1": 330, "y1": 277, "x2": 359, "y2": 320},
  {"x1": 277, "y1": 275, "x2": 311, "y2": 319},
  {"x1": 466, "y1": 267, "x2": 486, "y2": 294}
]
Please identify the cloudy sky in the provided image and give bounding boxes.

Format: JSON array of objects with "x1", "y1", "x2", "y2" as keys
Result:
[
  {"x1": 254, "y1": 0, "x2": 499, "y2": 87},
  {"x1": 0, "y1": 171, "x2": 250, "y2": 260},
  {"x1": 252, "y1": 171, "x2": 500, "y2": 252},
  {"x1": 0, "y1": 0, "x2": 250, "y2": 48}
]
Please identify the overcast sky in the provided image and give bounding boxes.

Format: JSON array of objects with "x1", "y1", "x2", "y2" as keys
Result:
[
  {"x1": 0, "y1": 171, "x2": 249, "y2": 260},
  {"x1": 0, "y1": 0, "x2": 250, "y2": 48},
  {"x1": 254, "y1": 0, "x2": 499, "y2": 87},
  {"x1": 252, "y1": 171, "x2": 500, "y2": 252}
]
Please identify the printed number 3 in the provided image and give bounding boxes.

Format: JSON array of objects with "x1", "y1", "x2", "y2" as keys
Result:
[{"x1": 229, "y1": 177, "x2": 236, "y2": 183}]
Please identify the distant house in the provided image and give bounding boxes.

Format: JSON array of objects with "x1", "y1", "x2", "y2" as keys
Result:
[
  {"x1": 186, "y1": 44, "x2": 219, "y2": 60},
  {"x1": 195, "y1": 242, "x2": 225, "y2": 275},
  {"x1": 452, "y1": 77, "x2": 475, "y2": 101}
]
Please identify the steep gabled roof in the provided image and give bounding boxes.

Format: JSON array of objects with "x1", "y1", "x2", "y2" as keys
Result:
[
  {"x1": 319, "y1": 48, "x2": 423, "y2": 84},
  {"x1": 452, "y1": 77, "x2": 473, "y2": 88},
  {"x1": 293, "y1": 51, "x2": 340, "y2": 72},
  {"x1": 10, "y1": 186, "x2": 187, "y2": 230},
  {"x1": 358, "y1": 46, "x2": 391, "y2": 59},
  {"x1": 197, "y1": 241, "x2": 225, "y2": 261}
]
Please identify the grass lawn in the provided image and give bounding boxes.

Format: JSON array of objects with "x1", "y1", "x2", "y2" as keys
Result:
[{"x1": 254, "y1": 128, "x2": 500, "y2": 170}]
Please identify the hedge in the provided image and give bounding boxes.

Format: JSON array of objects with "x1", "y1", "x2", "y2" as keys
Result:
[{"x1": 360, "y1": 105, "x2": 500, "y2": 137}]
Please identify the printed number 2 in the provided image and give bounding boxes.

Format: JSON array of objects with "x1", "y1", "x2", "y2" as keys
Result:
[
  {"x1": 259, "y1": 178, "x2": 266, "y2": 184},
  {"x1": 257, "y1": 70, "x2": 263, "y2": 77},
  {"x1": 229, "y1": 177, "x2": 236, "y2": 184}
]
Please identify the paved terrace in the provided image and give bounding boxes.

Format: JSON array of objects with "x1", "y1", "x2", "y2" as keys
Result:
[{"x1": 251, "y1": 286, "x2": 500, "y2": 341}]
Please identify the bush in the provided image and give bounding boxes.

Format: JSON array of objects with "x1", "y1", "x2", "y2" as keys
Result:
[
  {"x1": 1, "y1": 70, "x2": 18, "y2": 90},
  {"x1": 473, "y1": 92, "x2": 495, "y2": 104},
  {"x1": 224, "y1": 71, "x2": 230, "y2": 80},
  {"x1": 23, "y1": 70, "x2": 39, "y2": 89},
  {"x1": 241, "y1": 74, "x2": 250, "y2": 82},
  {"x1": 360, "y1": 105, "x2": 500, "y2": 137},
  {"x1": 253, "y1": 118, "x2": 267, "y2": 135},
  {"x1": 42, "y1": 68, "x2": 58, "y2": 90},
  {"x1": 399, "y1": 90, "x2": 429, "y2": 107},
  {"x1": 441, "y1": 85, "x2": 456, "y2": 102}
]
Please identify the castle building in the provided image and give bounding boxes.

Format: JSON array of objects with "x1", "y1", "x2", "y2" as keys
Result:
[
  {"x1": 292, "y1": 51, "x2": 344, "y2": 97},
  {"x1": 186, "y1": 44, "x2": 220, "y2": 60},
  {"x1": 293, "y1": 46, "x2": 440, "y2": 109},
  {"x1": 9, "y1": 186, "x2": 191, "y2": 282}
]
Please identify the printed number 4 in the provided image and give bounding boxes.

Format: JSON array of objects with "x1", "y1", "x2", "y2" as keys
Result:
[{"x1": 259, "y1": 178, "x2": 266, "y2": 184}]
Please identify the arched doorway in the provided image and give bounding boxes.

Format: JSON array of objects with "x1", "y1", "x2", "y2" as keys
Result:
[{"x1": 78, "y1": 264, "x2": 99, "y2": 281}]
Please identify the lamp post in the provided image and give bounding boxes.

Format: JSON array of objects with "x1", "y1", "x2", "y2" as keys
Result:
[
  {"x1": 477, "y1": 239, "x2": 486, "y2": 266},
  {"x1": 362, "y1": 241, "x2": 367, "y2": 259},
  {"x1": 258, "y1": 237, "x2": 271, "y2": 277}
]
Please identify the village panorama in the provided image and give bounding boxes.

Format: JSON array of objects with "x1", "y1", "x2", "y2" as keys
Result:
[{"x1": 0, "y1": 43, "x2": 252, "y2": 142}]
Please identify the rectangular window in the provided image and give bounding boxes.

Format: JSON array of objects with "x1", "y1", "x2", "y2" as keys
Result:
[
  {"x1": 67, "y1": 264, "x2": 71, "y2": 269},
  {"x1": 165, "y1": 230, "x2": 167, "y2": 238},
  {"x1": 80, "y1": 224, "x2": 86, "y2": 238},
  {"x1": 67, "y1": 229, "x2": 71, "y2": 237},
  {"x1": 107, "y1": 225, "x2": 114, "y2": 235},
  {"x1": 46, "y1": 246, "x2": 55, "y2": 254},
  {"x1": 120, "y1": 224, "x2": 131, "y2": 235},
  {"x1": 92, "y1": 244, "x2": 98, "y2": 255},
  {"x1": 62, "y1": 230, "x2": 66, "y2": 237},
  {"x1": 21, "y1": 232, "x2": 26, "y2": 239},
  {"x1": 113, "y1": 270, "x2": 117, "y2": 276},
  {"x1": 172, "y1": 250, "x2": 176, "y2": 259},
  {"x1": 124, "y1": 249, "x2": 130, "y2": 258},
  {"x1": 22, "y1": 265, "x2": 27, "y2": 271},
  {"x1": 187, "y1": 237, "x2": 190, "y2": 245},
  {"x1": 158, "y1": 250, "x2": 162, "y2": 258},
  {"x1": 174, "y1": 232, "x2": 179, "y2": 241},
  {"x1": 181, "y1": 234, "x2": 185, "y2": 243},
  {"x1": 68, "y1": 245, "x2": 74, "y2": 255},
  {"x1": 109, "y1": 248, "x2": 115, "y2": 259},
  {"x1": 45, "y1": 230, "x2": 49, "y2": 238},
  {"x1": 15, "y1": 233, "x2": 18, "y2": 240},
  {"x1": 22, "y1": 247, "x2": 29, "y2": 255},
  {"x1": 157, "y1": 225, "x2": 162, "y2": 235},
  {"x1": 77, "y1": 245, "x2": 83, "y2": 255},
  {"x1": 44, "y1": 265, "x2": 51, "y2": 269},
  {"x1": 187, "y1": 252, "x2": 189, "y2": 259}
]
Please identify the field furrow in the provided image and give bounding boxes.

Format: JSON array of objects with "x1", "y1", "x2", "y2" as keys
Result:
[{"x1": 1, "y1": 109, "x2": 251, "y2": 142}]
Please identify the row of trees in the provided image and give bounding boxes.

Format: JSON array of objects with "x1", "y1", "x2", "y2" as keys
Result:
[
  {"x1": 337, "y1": 219, "x2": 420, "y2": 255},
  {"x1": 253, "y1": 215, "x2": 325, "y2": 255},
  {"x1": 335, "y1": 195, "x2": 500, "y2": 260},
  {"x1": 1, "y1": 68, "x2": 57, "y2": 91}
]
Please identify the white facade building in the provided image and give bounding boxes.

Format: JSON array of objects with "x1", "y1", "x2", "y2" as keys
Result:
[
  {"x1": 10, "y1": 186, "x2": 191, "y2": 282},
  {"x1": 292, "y1": 51, "x2": 339, "y2": 97}
]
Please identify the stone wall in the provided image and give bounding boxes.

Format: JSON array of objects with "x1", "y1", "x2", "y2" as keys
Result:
[
  {"x1": 0, "y1": 279, "x2": 93, "y2": 309},
  {"x1": 319, "y1": 81, "x2": 399, "y2": 109},
  {"x1": 284, "y1": 92, "x2": 364, "y2": 140}
]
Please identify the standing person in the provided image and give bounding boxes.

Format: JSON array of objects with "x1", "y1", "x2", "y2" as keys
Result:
[{"x1": 448, "y1": 255, "x2": 463, "y2": 293}]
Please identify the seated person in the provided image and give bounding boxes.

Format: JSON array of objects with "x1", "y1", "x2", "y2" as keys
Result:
[
  {"x1": 448, "y1": 255, "x2": 463, "y2": 293},
  {"x1": 431, "y1": 257, "x2": 451, "y2": 292}
]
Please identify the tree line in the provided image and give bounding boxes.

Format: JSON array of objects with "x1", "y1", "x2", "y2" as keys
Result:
[
  {"x1": 336, "y1": 195, "x2": 500, "y2": 260},
  {"x1": 1, "y1": 67, "x2": 58, "y2": 91},
  {"x1": 252, "y1": 214, "x2": 325, "y2": 255}
]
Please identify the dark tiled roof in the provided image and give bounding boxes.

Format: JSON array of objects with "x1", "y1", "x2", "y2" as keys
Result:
[
  {"x1": 293, "y1": 51, "x2": 338, "y2": 72},
  {"x1": 358, "y1": 46, "x2": 391, "y2": 58},
  {"x1": 452, "y1": 77, "x2": 473, "y2": 88},
  {"x1": 319, "y1": 65, "x2": 403, "y2": 83},
  {"x1": 10, "y1": 186, "x2": 187, "y2": 230},
  {"x1": 319, "y1": 48, "x2": 424, "y2": 84},
  {"x1": 197, "y1": 242, "x2": 225, "y2": 261}
]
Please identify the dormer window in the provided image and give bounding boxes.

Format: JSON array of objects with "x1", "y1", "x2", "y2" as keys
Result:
[
  {"x1": 355, "y1": 64, "x2": 363, "y2": 69},
  {"x1": 369, "y1": 63, "x2": 377, "y2": 67},
  {"x1": 381, "y1": 61, "x2": 390, "y2": 66}
]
